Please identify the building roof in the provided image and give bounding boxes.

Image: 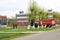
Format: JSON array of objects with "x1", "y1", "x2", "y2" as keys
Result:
[
  {"x1": 0, "y1": 16, "x2": 7, "y2": 18},
  {"x1": 16, "y1": 13, "x2": 27, "y2": 17}
]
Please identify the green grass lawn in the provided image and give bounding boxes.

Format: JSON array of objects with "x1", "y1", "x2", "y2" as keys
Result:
[
  {"x1": 0, "y1": 26, "x2": 60, "y2": 33},
  {"x1": 0, "y1": 33, "x2": 31, "y2": 40},
  {"x1": 0, "y1": 26, "x2": 60, "y2": 40}
]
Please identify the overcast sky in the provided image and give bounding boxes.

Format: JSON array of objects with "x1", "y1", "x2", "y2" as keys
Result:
[{"x1": 0, "y1": 0, "x2": 60, "y2": 18}]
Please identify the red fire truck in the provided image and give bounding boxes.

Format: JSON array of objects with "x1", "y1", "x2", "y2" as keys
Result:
[{"x1": 37, "y1": 19, "x2": 56, "y2": 27}]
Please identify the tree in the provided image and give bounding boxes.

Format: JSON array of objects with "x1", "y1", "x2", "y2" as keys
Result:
[
  {"x1": 53, "y1": 12, "x2": 60, "y2": 20},
  {"x1": 38, "y1": 10, "x2": 48, "y2": 20},
  {"x1": 26, "y1": 1, "x2": 48, "y2": 26},
  {"x1": 8, "y1": 16, "x2": 17, "y2": 26},
  {"x1": 27, "y1": 1, "x2": 40, "y2": 26},
  {"x1": 52, "y1": 12, "x2": 60, "y2": 24}
]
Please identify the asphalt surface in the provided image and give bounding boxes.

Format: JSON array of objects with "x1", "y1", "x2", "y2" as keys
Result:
[{"x1": 12, "y1": 29, "x2": 60, "y2": 40}]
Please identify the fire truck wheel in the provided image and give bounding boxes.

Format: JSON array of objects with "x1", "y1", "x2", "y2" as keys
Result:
[
  {"x1": 46, "y1": 24, "x2": 51, "y2": 28},
  {"x1": 49, "y1": 25, "x2": 51, "y2": 28}
]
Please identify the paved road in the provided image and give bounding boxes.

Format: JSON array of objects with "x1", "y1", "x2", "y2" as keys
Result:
[{"x1": 12, "y1": 29, "x2": 60, "y2": 40}]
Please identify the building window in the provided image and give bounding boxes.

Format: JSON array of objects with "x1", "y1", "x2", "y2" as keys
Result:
[
  {"x1": 3, "y1": 18, "x2": 6, "y2": 25},
  {"x1": 0, "y1": 18, "x2": 2, "y2": 24},
  {"x1": 0, "y1": 18, "x2": 7, "y2": 25}
]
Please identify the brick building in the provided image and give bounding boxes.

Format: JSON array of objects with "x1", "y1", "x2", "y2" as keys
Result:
[{"x1": 0, "y1": 16, "x2": 8, "y2": 27}]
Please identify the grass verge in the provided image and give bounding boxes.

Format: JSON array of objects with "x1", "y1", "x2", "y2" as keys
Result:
[
  {"x1": 0, "y1": 26, "x2": 60, "y2": 32},
  {"x1": 0, "y1": 33, "x2": 31, "y2": 40}
]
